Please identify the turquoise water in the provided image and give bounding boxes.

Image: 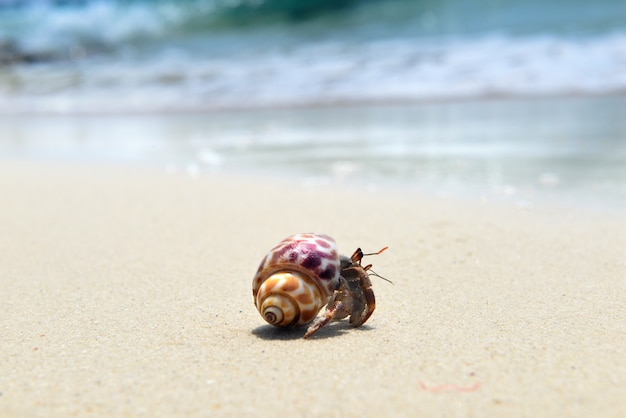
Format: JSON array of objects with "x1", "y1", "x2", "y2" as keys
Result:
[{"x1": 1, "y1": 0, "x2": 626, "y2": 112}]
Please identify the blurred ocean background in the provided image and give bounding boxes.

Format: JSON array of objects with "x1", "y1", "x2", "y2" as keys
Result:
[
  {"x1": 1, "y1": 0, "x2": 625, "y2": 208},
  {"x1": 2, "y1": 0, "x2": 626, "y2": 111}
]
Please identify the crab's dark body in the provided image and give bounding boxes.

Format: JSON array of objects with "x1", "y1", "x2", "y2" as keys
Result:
[{"x1": 304, "y1": 248, "x2": 378, "y2": 338}]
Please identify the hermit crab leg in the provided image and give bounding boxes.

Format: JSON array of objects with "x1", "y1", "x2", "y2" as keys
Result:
[
  {"x1": 304, "y1": 300, "x2": 345, "y2": 339},
  {"x1": 353, "y1": 285, "x2": 376, "y2": 326}
]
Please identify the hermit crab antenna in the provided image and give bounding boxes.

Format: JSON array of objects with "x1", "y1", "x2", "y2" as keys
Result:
[
  {"x1": 362, "y1": 246, "x2": 388, "y2": 257},
  {"x1": 361, "y1": 246, "x2": 392, "y2": 284},
  {"x1": 369, "y1": 269, "x2": 394, "y2": 285}
]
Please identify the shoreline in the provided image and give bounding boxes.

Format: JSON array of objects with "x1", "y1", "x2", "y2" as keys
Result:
[
  {"x1": 1, "y1": 92, "x2": 625, "y2": 117},
  {"x1": 2, "y1": 154, "x2": 623, "y2": 215},
  {"x1": 2, "y1": 95, "x2": 624, "y2": 213}
]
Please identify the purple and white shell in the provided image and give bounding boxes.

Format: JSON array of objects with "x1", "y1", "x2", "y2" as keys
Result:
[{"x1": 252, "y1": 233, "x2": 341, "y2": 327}]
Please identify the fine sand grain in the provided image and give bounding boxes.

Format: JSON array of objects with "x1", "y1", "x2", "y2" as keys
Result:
[{"x1": 1, "y1": 161, "x2": 624, "y2": 417}]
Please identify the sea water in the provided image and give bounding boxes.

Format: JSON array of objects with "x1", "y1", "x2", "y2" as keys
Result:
[
  {"x1": 2, "y1": 0, "x2": 626, "y2": 112},
  {"x1": 1, "y1": 0, "x2": 625, "y2": 209}
]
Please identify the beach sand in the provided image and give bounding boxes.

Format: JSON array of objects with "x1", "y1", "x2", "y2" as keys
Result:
[{"x1": 1, "y1": 161, "x2": 624, "y2": 417}]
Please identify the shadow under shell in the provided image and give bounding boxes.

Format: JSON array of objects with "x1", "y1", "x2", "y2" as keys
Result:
[{"x1": 250, "y1": 321, "x2": 374, "y2": 340}]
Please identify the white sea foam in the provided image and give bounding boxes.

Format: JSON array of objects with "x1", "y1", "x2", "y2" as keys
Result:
[{"x1": 1, "y1": 30, "x2": 625, "y2": 114}]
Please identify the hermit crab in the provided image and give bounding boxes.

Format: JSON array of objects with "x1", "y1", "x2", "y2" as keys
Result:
[{"x1": 252, "y1": 233, "x2": 389, "y2": 338}]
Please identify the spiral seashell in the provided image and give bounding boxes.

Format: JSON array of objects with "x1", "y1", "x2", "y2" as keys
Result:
[{"x1": 252, "y1": 233, "x2": 341, "y2": 327}]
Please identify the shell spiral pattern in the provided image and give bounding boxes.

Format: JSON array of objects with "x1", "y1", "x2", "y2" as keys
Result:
[{"x1": 253, "y1": 233, "x2": 341, "y2": 327}]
